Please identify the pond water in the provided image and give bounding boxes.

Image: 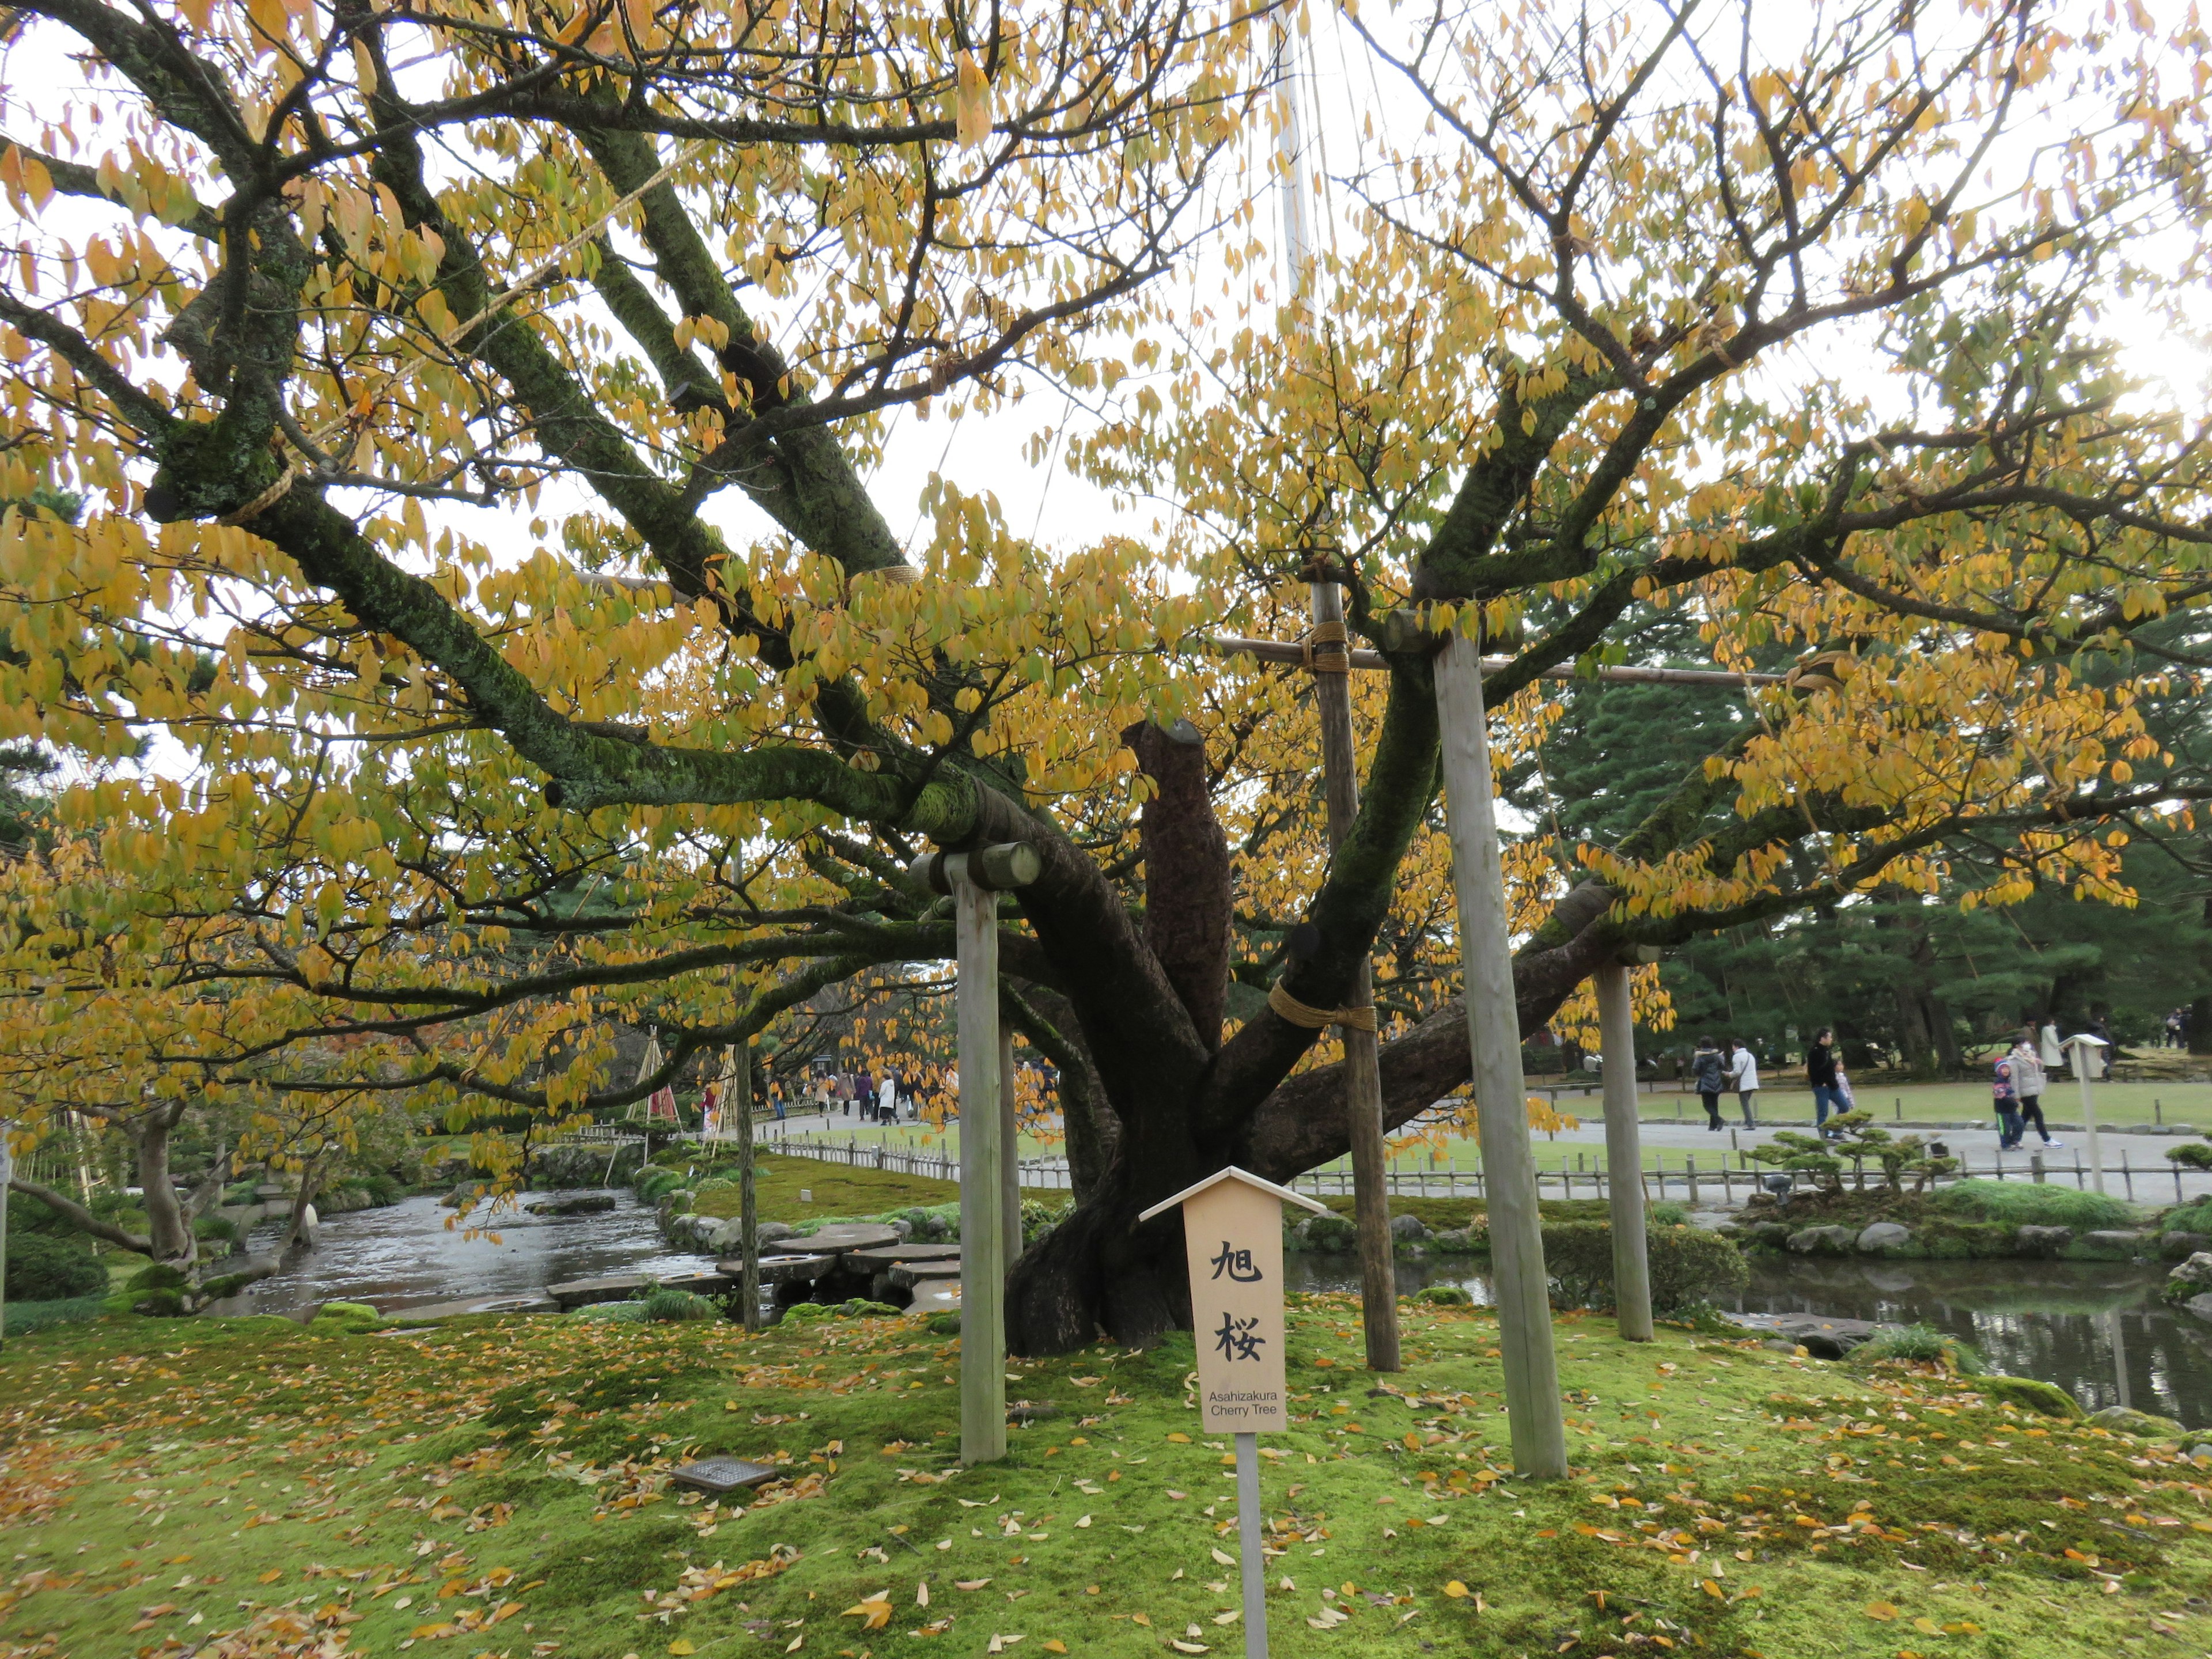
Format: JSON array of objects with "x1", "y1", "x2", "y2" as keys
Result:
[
  {"x1": 220, "y1": 1197, "x2": 2212, "y2": 1431},
  {"x1": 1286, "y1": 1254, "x2": 2212, "y2": 1430},
  {"x1": 206, "y1": 1192, "x2": 700, "y2": 1320}
]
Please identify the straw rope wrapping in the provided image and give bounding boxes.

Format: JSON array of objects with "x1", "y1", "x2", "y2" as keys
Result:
[
  {"x1": 1268, "y1": 978, "x2": 1377, "y2": 1033},
  {"x1": 1299, "y1": 619, "x2": 1349, "y2": 673}
]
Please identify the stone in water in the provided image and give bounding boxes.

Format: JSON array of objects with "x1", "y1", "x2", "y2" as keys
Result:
[{"x1": 669, "y1": 1457, "x2": 779, "y2": 1496}]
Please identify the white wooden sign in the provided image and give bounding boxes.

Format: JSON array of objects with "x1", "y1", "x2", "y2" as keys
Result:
[{"x1": 1142, "y1": 1166, "x2": 1328, "y2": 1659}]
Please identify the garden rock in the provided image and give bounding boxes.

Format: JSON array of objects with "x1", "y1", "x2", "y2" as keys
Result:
[
  {"x1": 2159, "y1": 1231, "x2": 2211, "y2": 1260},
  {"x1": 2183, "y1": 1292, "x2": 2212, "y2": 1325},
  {"x1": 1297, "y1": 1213, "x2": 1359, "y2": 1252},
  {"x1": 1749, "y1": 1222, "x2": 1791, "y2": 1248},
  {"x1": 2087, "y1": 1404, "x2": 2186, "y2": 1439},
  {"x1": 524, "y1": 1192, "x2": 616, "y2": 1217},
  {"x1": 1786, "y1": 1225, "x2": 1855, "y2": 1255},
  {"x1": 2016, "y1": 1224, "x2": 2073, "y2": 1256},
  {"x1": 1389, "y1": 1214, "x2": 1429, "y2": 1243},
  {"x1": 2169, "y1": 1251, "x2": 2212, "y2": 1291},
  {"x1": 1855, "y1": 1222, "x2": 1912, "y2": 1255},
  {"x1": 1429, "y1": 1228, "x2": 1478, "y2": 1255},
  {"x1": 2075, "y1": 1229, "x2": 2147, "y2": 1259}
]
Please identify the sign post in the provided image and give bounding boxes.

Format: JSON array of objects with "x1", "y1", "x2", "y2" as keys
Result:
[
  {"x1": 2062, "y1": 1033, "x2": 2111, "y2": 1195},
  {"x1": 1141, "y1": 1166, "x2": 1328, "y2": 1659}
]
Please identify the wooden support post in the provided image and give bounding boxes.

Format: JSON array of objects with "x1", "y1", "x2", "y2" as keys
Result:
[
  {"x1": 914, "y1": 840, "x2": 1041, "y2": 1468},
  {"x1": 734, "y1": 1041, "x2": 761, "y2": 1331},
  {"x1": 1433, "y1": 630, "x2": 1567, "y2": 1478},
  {"x1": 1595, "y1": 954, "x2": 1650, "y2": 1338},
  {"x1": 955, "y1": 868, "x2": 1009, "y2": 1465},
  {"x1": 1307, "y1": 579, "x2": 1401, "y2": 1373},
  {"x1": 999, "y1": 1025, "x2": 1022, "y2": 1270}
]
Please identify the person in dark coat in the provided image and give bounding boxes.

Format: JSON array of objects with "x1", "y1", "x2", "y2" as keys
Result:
[
  {"x1": 1691, "y1": 1036, "x2": 1727, "y2": 1130},
  {"x1": 1807, "y1": 1027, "x2": 1848, "y2": 1139}
]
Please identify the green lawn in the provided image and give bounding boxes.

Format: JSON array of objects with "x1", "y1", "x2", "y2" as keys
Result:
[{"x1": 2, "y1": 1301, "x2": 2208, "y2": 1657}]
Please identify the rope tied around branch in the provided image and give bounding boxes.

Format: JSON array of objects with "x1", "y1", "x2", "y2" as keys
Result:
[
  {"x1": 216, "y1": 461, "x2": 300, "y2": 525},
  {"x1": 1268, "y1": 978, "x2": 1377, "y2": 1033},
  {"x1": 1300, "y1": 619, "x2": 1349, "y2": 673}
]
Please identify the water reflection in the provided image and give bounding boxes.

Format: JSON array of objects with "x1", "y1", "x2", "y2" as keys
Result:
[
  {"x1": 206, "y1": 1193, "x2": 703, "y2": 1319},
  {"x1": 1286, "y1": 1252, "x2": 2212, "y2": 1429}
]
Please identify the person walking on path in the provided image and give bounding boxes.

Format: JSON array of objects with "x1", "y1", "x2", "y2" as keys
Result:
[
  {"x1": 1692, "y1": 1037, "x2": 1727, "y2": 1130},
  {"x1": 878, "y1": 1070, "x2": 899, "y2": 1126},
  {"x1": 2008, "y1": 1029, "x2": 2061, "y2": 1149},
  {"x1": 1726, "y1": 1038, "x2": 1760, "y2": 1128},
  {"x1": 2039, "y1": 1017, "x2": 2066, "y2": 1080},
  {"x1": 1807, "y1": 1028, "x2": 1849, "y2": 1138},
  {"x1": 1991, "y1": 1048, "x2": 2024, "y2": 1150}
]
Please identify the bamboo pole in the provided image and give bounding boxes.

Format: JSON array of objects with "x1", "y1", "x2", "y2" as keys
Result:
[
  {"x1": 1214, "y1": 636, "x2": 1786, "y2": 686},
  {"x1": 1308, "y1": 580, "x2": 1401, "y2": 1373},
  {"x1": 1593, "y1": 962, "x2": 1653, "y2": 1343},
  {"x1": 1433, "y1": 631, "x2": 1567, "y2": 1478}
]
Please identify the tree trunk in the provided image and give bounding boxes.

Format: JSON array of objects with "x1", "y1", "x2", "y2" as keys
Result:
[
  {"x1": 284, "y1": 1153, "x2": 328, "y2": 1251},
  {"x1": 127, "y1": 1108, "x2": 198, "y2": 1269}
]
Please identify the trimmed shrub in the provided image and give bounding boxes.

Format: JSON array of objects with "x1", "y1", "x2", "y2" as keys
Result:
[
  {"x1": 639, "y1": 1289, "x2": 721, "y2": 1323},
  {"x1": 1931, "y1": 1180, "x2": 2133, "y2": 1231},
  {"x1": 2165, "y1": 1142, "x2": 2212, "y2": 1171},
  {"x1": 1647, "y1": 1200, "x2": 1691, "y2": 1229},
  {"x1": 6, "y1": 1233, "x2": 106, "y2": 1302},
  {"x1": 633, "y1": 1166, "x2": 687, "y2": 1204},
  {"x1": 1542, "y1": 1221, "x2": 1748, "y2": 1315},
  {"x1": 1414, "y1": 1285, "x2": 1473, "y2": 1308},
  {"x1": 1847, "y1": 1323, "x2": 1982, "y2": 1374}
]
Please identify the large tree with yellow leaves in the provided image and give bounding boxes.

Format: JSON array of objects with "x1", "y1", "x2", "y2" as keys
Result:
[{"x1": 2, "y1": 0, "x2": 2209, "y2": 1344}]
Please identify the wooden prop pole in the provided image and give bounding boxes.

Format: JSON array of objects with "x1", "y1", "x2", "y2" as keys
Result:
[
  {"x1": 1433, "y1": 631, "x2": 1568, "y2": 1478},
  {"x1": 955, "y1": 868, "x2": 1009, "y2": 1465},
  {"x1": 912, "y1": 840, "x2": 1041, "y2": 1467},
  {"x1": 1306, "y1": 581, "x2": 1401, "y2": 1374},
  {"x1": 733, "y1": 1041, "x2": 761, "y2": 1331},
  {"x1": 1592, "y1": 961, "x2": 1653, "y2": 1343},
  {"x1": 999, "y1": 1025, "x2": 1022, "y2": 1270},
  {"x1": 0, "y1": 1127, "x2": 12, "y2": 1353}
]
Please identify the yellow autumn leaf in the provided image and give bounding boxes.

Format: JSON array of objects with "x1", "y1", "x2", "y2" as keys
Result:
[
  {"x1": 1442, "y1": 1581, "x2": 1470, "y2": 1599},
  {"x1": 1864, "y1": 1602, "x2": 1900, "y2": 1622},
  {"x1": 843, "y1": 1595, "x2": 893, "y2": 1631}
]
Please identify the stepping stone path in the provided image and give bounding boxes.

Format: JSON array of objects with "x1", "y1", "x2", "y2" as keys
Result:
[
  {"x1": 710, "y1": 1226, "x2": 963, "y2": 1312},
  {"x1": 1719, "y1": 1310, "x2": 1888, "y2": 1359},
  {"x1": 722, "y1": 1253, "x2": 836, "y2": 1285},
  {"x1": 545, "y1": 1273, "x2": 652, "y2": 1309}
]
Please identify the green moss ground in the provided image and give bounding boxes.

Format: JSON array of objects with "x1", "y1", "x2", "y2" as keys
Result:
[
  {"x1": 680, "y1": 1152, "x2": 965, "y2": 1222},
  {"x1": 2, "y1": 1302, "x2": 2209, "y2": 1658}
]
